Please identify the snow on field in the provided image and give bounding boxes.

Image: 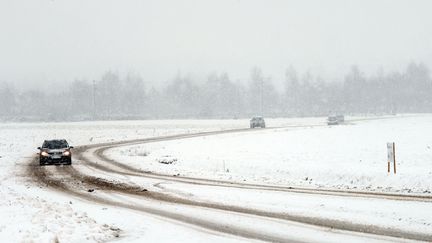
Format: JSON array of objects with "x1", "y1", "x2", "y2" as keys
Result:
[
  {"x1": 107, "y1": 115, "x2": 432, "y2": 194},
  {"x1": 0, "y1": 118, "x2": 300, "y2": 242},
  {"x1": 2, "y1": 115, "x2": 430, "y2": 242},
  {"x1": 0, "y1": 186, "x2": 119, "y2": 242}
]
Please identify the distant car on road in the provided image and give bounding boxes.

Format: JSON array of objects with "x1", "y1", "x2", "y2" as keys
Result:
[
  {"x1": 327, "y1": 116, "x2": 339, "y2": 125},
  {"x1": 250, "y1": 116, "x2": 266, "y2": 128},
  {"x1": 38, "y1": 139, "x2": 73, "y2": 166}
]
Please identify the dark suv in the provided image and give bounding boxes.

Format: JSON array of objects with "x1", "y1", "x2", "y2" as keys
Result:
[
  {"x1": 250, "y1": 116, "x2": 266, "y2": 128},
  {"x1": 38, "y1": 139, "x2": 73, "y2": 166}
]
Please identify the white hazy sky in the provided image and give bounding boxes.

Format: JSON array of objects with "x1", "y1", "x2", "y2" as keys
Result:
[{"x1": 1, "y1": 0, "x2": 432, "y2": 89}]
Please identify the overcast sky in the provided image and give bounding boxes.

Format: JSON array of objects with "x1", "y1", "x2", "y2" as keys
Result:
[{"x1": 1, "y1": 0, "x2": 432, "y2": 89}]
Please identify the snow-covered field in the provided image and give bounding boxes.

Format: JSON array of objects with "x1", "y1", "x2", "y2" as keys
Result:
[
  {"x1": 1, "y1": 115, "x2": 431, "y2": 242},
  {"x1": 0, "y1": 118, "x2": 306, "y2": 242},
  {"x1": 107, "y1": 115, "x2": 432, "y2": 194},
  {"x1": 0, "y1": 120, "x2": 233, "y2": 242}
]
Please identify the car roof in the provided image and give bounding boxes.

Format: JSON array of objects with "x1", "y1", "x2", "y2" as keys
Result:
[
  {"x1": 43, "y1": 139, "x2": 69, "y2": 145},
  {"x1": 44, "y1": 139, "x2": 67, "y2": 142}
]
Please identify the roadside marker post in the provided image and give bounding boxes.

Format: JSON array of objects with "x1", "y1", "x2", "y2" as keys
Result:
[
  {"x1": 393, "y1": 143, "x2": 396, "y2": 174},
  {"x1": 387, "y1": 142, "x2": 396, "y2": 174}
]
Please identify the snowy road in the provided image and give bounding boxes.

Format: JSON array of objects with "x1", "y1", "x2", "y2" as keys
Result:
[{"x1": 27, "y1": 123, "x2": 432, "y2": 242}]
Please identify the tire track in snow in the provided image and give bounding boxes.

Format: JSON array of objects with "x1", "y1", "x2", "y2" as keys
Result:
[
  {"x1": 29, "y1": 158, "x2": 431, "y2": 243},
  {"x1": 85, "y1": 128, "x2": 432, "y2": 203},
  {"x1": 75, "y1": 129, "x2": 432, "y2": 241},
  {"x1": 28, "y1": 121, "x2": 432, "y2": 242},
  {"x1": 26, "y1": 158, "x2": 307, "y2": 243}
]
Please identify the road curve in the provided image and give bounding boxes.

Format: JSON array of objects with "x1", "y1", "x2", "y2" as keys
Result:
[{"x1": 28, "y1": 126, "x2": 432, "y2": 242}]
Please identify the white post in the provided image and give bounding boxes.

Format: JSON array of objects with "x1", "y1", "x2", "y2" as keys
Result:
[
  {"x1": 387, "y1": 142, "x2": 396, "y2": 174},
  {"x1": 393, "y1": 142, "x2": 396, "y2": 174}
]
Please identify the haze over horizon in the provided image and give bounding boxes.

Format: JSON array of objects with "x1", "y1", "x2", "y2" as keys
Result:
[{"x1": 1, "y1": 0, "x2": 432, "y2": 90}]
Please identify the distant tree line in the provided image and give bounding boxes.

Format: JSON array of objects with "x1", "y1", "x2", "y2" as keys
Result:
[{"x1": 0, "y1": 62, "x2": 431, "y2": 121}]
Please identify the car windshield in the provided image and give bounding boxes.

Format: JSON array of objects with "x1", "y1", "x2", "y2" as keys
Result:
[{"x1": 42, "y1": 140, "x2": 68, "y2": 149}]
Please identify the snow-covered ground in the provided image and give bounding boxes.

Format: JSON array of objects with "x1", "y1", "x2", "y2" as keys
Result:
[
  {"x1": 107, "y1": 115, "x2": 432, "y2": 194},
  {"x1": 0, "y1": 118, "x2": 301, "y2": 242},
  {"x1": 1, "y1": 115, "x2": 431, "y2": 242}
]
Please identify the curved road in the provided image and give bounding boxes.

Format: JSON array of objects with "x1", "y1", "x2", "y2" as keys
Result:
[{"x1": 27, "y1": 126, "x2": 432, "y2": 242}]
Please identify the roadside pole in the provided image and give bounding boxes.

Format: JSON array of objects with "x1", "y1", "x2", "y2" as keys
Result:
[
  {"x1": 387, "y1": 142, "x2": 396, "y2": 174},
  {"x1": 393, "y1": 143, "x2": 396, "y2": 174}
]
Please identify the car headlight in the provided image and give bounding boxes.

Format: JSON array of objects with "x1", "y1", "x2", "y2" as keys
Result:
[
  {"x1": 41, "y1": 151, "x2": 49, "y2": 157},
  {"x1": 63, "y1": 151, "x2": 71, "y2": 156}
]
